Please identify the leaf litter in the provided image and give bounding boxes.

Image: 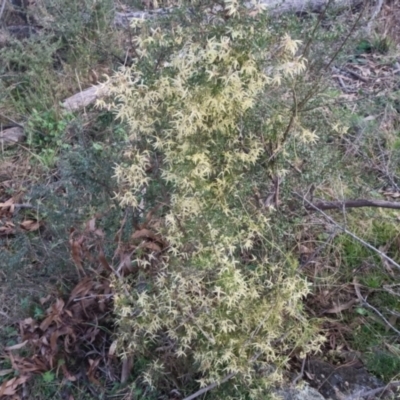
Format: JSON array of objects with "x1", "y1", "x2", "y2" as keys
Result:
[{"x1": 0, "y1": 208, "x2": 168, "y2": 398}]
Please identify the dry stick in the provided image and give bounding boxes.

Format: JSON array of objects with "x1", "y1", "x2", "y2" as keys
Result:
[
  {"x1": 292, "y1": 356, "x2": 307, "y2": 385},
  {"x1": 363, "y1": 299, "x2": 400, "y2": 336},
  {"x1": 0, "y1": 113, "x2": 24, "y2": 128},
  {"x1": 183, "y1": 373, "x2": 236, "y2": 400},
  {"x1": 300, "y1": 229, "x2": 338, "y2": 269},
  {"x1": 301, "y1": 0, "x2": 334, "y2": 60},
  {"x1": 305, "y1": 199, "x2": 400, "y2": 211},
  {"x1": 353, "y1": 279, "x2": 400, "y2": 337},
  {"x1": 293, "y1": 192, "x2": 400, "y2": 272}
]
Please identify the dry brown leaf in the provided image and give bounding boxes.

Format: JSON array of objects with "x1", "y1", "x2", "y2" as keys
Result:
[
  {"x1": 69, "y1": 231, "x2": 86, "y2": 276},
  {"x1": 87, "y1": 358, "x2": 101, "y2": 385},
  {"x1": 60, "y1": 364, "x2": 77, "y2": 382},
  {"x1": 86, "y1": 217, "x2": 96, "y2": 232},
  {"x1": 50, "y1": 331, "x2": 59, "y2": 353},
  {"x1": 386, "y1": 315, "x2": 398, "y2": 333},
  {"x1": 108, "y1": 340, "x2": 118, "y2": 357},
  {"x1": 39, "y1": 295, "x2": 51, "y2": 306},
  {"x1": 132, "y1": 228, "x2": 160, "y2": 242},
  {"x1": 116, "y1": 252, "x2": 134, "y2": 275},
  {"x1": 67, "y1": 277, "x2": 93, "y2": 305},
  {"x1": 40, "y1": 299, "x2": 65, "y2": 331},
  {"x1": 10, "y1": 355, "x2": 47, "y2": 374},
  {"x1": 39, "y1": 314, "x2": 55, "y2": 333},
  {"x1": 383, "y1": 191, "x2": 400, "y2": 198},
  {"x1": 0, "y1": 222, "x2": 15, "y2": 236},
  {"x1": 298, "y1": 244, "x2": 313, "y2": 254},
  {"x1": 120, "y1": 356, "x2": 133, "y2": 384},
  {"x1": 324, "y1": 298, "x2": 359, "y2": 314},
  {"x1": 0, "y1": 369, "x2": 14, "y2": 377},
  {"x1": 139, "y1": 241, "x2": 162, "y2": 252},
  {"x1": 0, "y1": 375, "x2": 29, "y2": 396},
  {"x1": 5, "y1": 341, "x2": 28, "y2": 351},
  {"x1": 20, "y1": 220, "x2": 40, "y2": 231},
  {"x1": 98, "y1": 249, "x2": 112, "y2": 272},
  {"x1": 305, "y1": 371, "x2": 315, "y2": 380},
  {"x1": 0, "y1": 198, "x2": 15, "y2": 213},
  {"x1": 353, "y1": 278, "x2": 363, "y2": 302},
  {"x1": 378, "y1": 245, "x2": 395, "y2": 278}
]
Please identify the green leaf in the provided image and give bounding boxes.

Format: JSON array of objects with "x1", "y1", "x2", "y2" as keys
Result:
[{"x1": 42, "y1": 371, "x2": 55, "y2": 383}]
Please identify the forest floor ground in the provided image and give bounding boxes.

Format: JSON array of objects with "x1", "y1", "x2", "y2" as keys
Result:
[{"x1": 1, "y1": 1, "x2": 400, "y2": 399}]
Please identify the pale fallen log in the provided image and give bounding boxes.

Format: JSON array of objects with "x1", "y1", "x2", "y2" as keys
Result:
[
  {"x1": 305, "y1": 199, "x2": 400, "y2": 211},
  {"x1": 114, "y1": 0, "x2": 362, "y2": 27},
  {"x1": 0, "y1": 126, "x2": 25, "y2": 147},
  {"x1": 67, "y1": 0, "x2": 364, "y2": 112},
  {"x1": 61, "y1": 86, "x2": 101, "y2": 112}
]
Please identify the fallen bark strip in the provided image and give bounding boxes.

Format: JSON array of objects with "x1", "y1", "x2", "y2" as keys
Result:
[{"x1": 305, "y1": 199, "x2": 400, "y2": 211}]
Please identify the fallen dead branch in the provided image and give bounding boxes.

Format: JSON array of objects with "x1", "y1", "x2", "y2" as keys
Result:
[
  {"x1": 344, "y1": 380, "x2": 400, "y2": 400},
  {"x1": 114, "y1": 0, "x2": 363, "y2": 27},
  {"x1": 294, "y1": 192, "x2": 400, "y2": 272},
  {"x1": 305, "y1": 199, "x2": 400, "y2": 211},
  {"x1": 63, "y1": 0, "x2": 366, "y2": 111}
]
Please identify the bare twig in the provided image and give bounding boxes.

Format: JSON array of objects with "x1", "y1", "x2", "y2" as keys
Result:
[
  {"x1": 387, "y1": 309, "x2": 400, "y2": 317},
  {"x1": 0, "y1": 113, "x2": 24, "y2": 128},
  {"x1": 292, "y1": 357, "x2": 307, "y2": 385},
  {"x1": 183, "y1": 373, "x2": 236, "y2": 400},
  {"x1": 0, "y1": 310, "x2": 11, "y2": 320},
  {"x1": 383, "y1": 284, "x2": 400, "y2": 298},
  {"x1": 340, "y1": 67, "x2": 368, "y2": 83},
  {"x1": 305, "y1": 199, "x2": 400, "y2": 211},
  {"x1": 362, "y1": 301, "x2": 400, "y2": 336},
  {"x1": 294, "y1": 192, "x2": 400, "y2": 272},
  {"x1": 353, "y1": 279, "x2": 400, "y2": 337},
  {"x1": 300, "y1": 229, "x2": 337, "y2": 268}
]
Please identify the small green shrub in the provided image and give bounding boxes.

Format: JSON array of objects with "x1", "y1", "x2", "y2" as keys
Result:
[
  {"x1": 100, "y1": 1, "x2": 329, "y2": 397},
  {"x1": 366, "y1": 351, "x2": 400, "y2": 382}
]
